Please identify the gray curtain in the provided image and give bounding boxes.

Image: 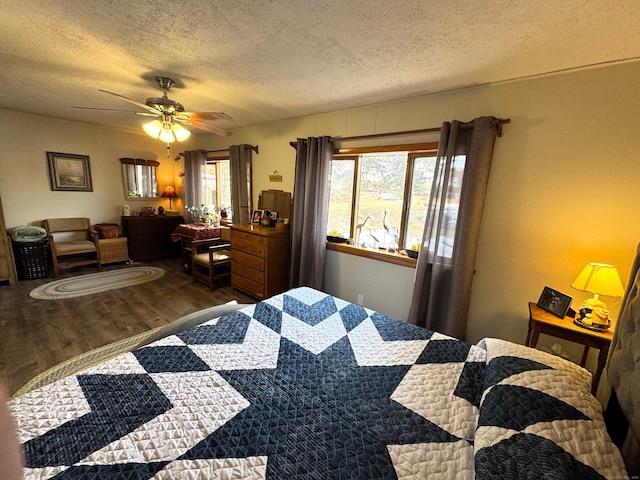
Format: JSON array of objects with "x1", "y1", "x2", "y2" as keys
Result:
[
  {"x1": 407, "y1": 116, "x2": 500, "y2": 340},
  {"x1": 289, "y1": 136, "x2": 333, "y2": 290},
  {"x1": 183, "y1": 149, "x2": 207, "y2": 222},
  {"x1": 229, "y1": 144, "x2": 253, "y2": 225}
]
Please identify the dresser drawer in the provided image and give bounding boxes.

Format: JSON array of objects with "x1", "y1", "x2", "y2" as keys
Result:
[
  {"x1": 231, "y1": 249, "x2": 264, "y2": 271},
  {"x1": 231, "y1": 261, "x2": 265, "y2": 284},
  {"x1": 232, "y1": 273, "x2": 264, "y2": 298},
  {"x1": 231, "y1": 234, "x2": 266, "y2": 256}
]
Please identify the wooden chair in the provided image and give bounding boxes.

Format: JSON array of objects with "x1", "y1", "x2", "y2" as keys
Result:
[
  {"x1": 43, "y1": 218, "x2": 101, "y2": 277},
  {"x1": 192, "y1": 241, "x2": 231, "y2": 291}
]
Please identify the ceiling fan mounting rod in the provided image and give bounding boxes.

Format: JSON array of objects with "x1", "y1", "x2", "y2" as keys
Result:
[{"x1": 156, "y1": 76, "x2": 175, "y2": 95}]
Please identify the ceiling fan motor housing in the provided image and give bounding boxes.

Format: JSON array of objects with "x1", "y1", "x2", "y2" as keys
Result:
[{"x1": 145, "y1": 97, "x2": 185, "y2": 113}]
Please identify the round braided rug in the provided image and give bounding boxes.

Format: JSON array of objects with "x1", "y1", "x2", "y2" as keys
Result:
[{"x1": 29, "y1": 267, "x2": 165, "y2": 300}]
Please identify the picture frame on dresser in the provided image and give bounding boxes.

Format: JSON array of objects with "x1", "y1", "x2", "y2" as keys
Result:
[{"x1": 252, "y1": 210, "x2": 264, "y2": 224}]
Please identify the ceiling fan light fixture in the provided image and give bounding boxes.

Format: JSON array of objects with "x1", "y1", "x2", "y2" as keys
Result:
[
  {"x1": 172, "y1": 123, "x2": 191, "y2": 142},
  {"x1": 158, "y1": 126, "x2": 176, "y2": 143},
  {"x1": 142, "y1": 120, "x2": 190, "y2": 143},
  {"x1": 142, "y1": 120, "x2": 163, "y2": 138}
]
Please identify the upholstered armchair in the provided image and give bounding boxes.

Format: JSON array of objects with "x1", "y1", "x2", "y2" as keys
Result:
[{"x1": 43, "y1": 218, "x2": 101, "y2": 276}]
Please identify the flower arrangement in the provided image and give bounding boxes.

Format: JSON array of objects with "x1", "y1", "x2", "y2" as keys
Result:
[{"x1": 186, "y1": 204, "x2": 219, "y2": 225}]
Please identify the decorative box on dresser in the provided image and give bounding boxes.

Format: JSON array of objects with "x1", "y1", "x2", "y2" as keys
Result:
[
  {"x1": 230, "y1": 224, "x2": 290, "y2": 299},
  {"x1": 0, "y1": 196, "x2": 17, "y2": 284},
  {"x1": 121, "y1": 215, "x2": 184, "y2": 262}
]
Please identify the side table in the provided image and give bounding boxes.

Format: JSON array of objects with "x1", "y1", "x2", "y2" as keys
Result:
[{"x1": 526, "y1": 302, "x2": 613, "y2": 395}]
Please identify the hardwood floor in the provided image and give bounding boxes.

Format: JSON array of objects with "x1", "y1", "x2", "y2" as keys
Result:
[{"x1": 0, "y1": 258, "x2": 255, "y2": 396}]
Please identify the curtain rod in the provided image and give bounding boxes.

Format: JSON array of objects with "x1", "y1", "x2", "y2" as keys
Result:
[
  {"x1": 177, "y1": 144, "x2": 259, "y2": 157},
  {"x1": 288, "y1": 118, "x2": 510, "y2": 148}
]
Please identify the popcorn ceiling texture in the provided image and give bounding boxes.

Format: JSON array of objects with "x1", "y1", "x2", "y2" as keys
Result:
[{"x1": 1, "y1": 0, "x2": 639, "y2": 133}]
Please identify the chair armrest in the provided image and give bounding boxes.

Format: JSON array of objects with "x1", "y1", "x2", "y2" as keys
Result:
[
  {"x1": 208, "y1": 243, "x2": 231, "y2": 263},
  {"x1": 208, "y1": 242, "x2": 231, "y2": 251}
]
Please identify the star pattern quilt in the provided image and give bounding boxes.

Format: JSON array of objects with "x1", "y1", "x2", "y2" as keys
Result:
[{"x1": 10, "y1": 287, "x2": 627, "y2": 479}]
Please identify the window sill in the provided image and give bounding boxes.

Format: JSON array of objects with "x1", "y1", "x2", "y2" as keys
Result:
[{"x1": 325, "y1": 242, "x2": 417, "y2": 268}]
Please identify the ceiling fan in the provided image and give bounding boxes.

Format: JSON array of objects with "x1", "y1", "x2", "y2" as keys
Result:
[{"x1": 73, "y1": 76, "x2": 232, "y2": 148}]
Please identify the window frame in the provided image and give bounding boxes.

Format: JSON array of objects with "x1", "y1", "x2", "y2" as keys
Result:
[
  {"x1": 328, "y1": 142, "x2": 439, "y2": 260},
  {"x1": 203, "y1": 154, "x2": 231, "y2": 210},
  {"x1": 120, "y1": 158, "x2": 159, "y2": 199}
]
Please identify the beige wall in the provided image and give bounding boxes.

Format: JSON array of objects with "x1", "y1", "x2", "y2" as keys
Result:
[
  {"x1": 2, "y1": 60, "x2": 640, "y2": 368},
  {"x1": 194, "y1": 60, "x2": 640, "y2": 363},
  {"x1": 0, "y1": 112, "x2": 187, "y2": 228}
]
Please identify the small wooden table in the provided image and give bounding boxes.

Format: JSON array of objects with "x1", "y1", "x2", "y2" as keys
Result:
[{"x1": 526, "y1": 302, "x2": 613, "y2": 394}]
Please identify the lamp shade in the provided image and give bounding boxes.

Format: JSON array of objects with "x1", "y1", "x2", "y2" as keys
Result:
[
  {"x1": 142, "y1": 120, "x2": 163, "y2": 138},
  {"x1": 571, "y1": 263, "x2": 625, "y2": 298},
  {"x1": 161, "y1": 185, "x2": 178, "y2": 209},
  {"x1": 161, "y1": 185, "x2": 178, "y2": 199}
]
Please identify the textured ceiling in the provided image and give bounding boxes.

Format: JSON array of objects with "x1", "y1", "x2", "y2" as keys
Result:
[{"x1": 1, "y1": 0, "x2": 639, "y2": 136}]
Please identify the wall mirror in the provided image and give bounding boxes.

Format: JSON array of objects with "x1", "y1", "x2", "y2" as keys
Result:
[
  {"x1": 258, "y1": 189, "x2": 291, "y2": 220},
  {"x1": 120, "y1": 158, "x2": 159, "y2": 199}
]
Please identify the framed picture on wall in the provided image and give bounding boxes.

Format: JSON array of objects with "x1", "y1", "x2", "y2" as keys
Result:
[
  {"x1": 537, "y1": 286, "x2": 573, "y2": 318},
  {"x1": 47, "y1": 152, "x2": 93, "y2": 192}
]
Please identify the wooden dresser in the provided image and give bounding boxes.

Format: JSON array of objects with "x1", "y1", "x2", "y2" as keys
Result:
[
  {"x1": 121, "y1": 215, "x2": 183, "y2": 262},
  {"x1": 230, "y1": 224, "x2": 290, "y2": 299}
]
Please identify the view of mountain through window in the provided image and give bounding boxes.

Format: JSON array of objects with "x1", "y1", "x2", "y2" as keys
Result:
[{"x1": 327, "y1": 144, "x2": 466, "y2": 257}]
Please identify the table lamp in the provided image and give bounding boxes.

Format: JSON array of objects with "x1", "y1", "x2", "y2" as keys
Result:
[
  {"x1": 570, "y1": 262, "x2": 625, "y2": 330},
  {"x1": 161, "y1": 185, "x2": 178, "y2": 209}
]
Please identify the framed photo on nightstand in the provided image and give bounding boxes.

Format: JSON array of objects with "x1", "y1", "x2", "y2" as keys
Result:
[{"x1": 537, "y1": 286, "x2": 573, "y2": 318}]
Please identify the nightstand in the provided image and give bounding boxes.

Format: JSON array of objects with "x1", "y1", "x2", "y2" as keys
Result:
[{"x1": 526, "y1": 302, "x2": 613, "y2": 394}]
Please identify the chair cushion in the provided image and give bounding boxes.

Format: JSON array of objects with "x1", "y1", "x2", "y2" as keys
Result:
[
  {"x1": 54, "y1": 240, "x2": 97, "y2": 254},
  {"x1": 193, "y1": 253, "x2": 211, "y2": 267},
  {"x1": 193, "y1": 251, "x2": 230, "y2": 267},
  {"x1": 212, "y1": 251, "x2": 230, "y2": 262}
]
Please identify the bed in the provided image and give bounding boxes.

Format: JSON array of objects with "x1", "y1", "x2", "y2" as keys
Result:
[{"x1": 8, "y1": 285, "x2": 632, "y2": 478}]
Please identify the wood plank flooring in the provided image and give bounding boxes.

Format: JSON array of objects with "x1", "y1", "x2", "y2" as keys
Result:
[{"x1": 0, "y1": 258, "x2": 255, "y2": 396}]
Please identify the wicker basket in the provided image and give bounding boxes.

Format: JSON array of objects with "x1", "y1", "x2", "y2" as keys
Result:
[
  {"x1": 95, "y1": 223, "x2": 120, "y2": 239},
  {"x1": 12, "y1": 238, "x2": 50, "y2": 280},
  {"x1": 97, "y1": 237, "x2": 129, "y2": 264}
]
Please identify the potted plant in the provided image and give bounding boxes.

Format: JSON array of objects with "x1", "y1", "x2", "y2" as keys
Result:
[{"x1": 326, "y1": 228, "x2": 348, "y2": 243}]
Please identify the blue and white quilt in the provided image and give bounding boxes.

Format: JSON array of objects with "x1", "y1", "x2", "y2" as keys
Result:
[{"x1": 10, "y1": 288, "x2": 627, "y2": 479}]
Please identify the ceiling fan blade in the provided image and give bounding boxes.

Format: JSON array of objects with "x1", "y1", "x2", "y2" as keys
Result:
[
  {"x1": 179, "y1": 119, "x2": 232, "y2": 136},
  {"x1": 180, "y1": 112, "x2": 233, "y2": 122},
  {"x1": 99, "y1": 89, "x2": 161, "y2": 115},
  {"x1": 71, "y1": 106, "x2": 159, "y2": 117}
]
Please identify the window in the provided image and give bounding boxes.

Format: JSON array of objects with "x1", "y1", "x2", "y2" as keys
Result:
[
  {"x1": 202, "y1": 160, "x2": 231, "y2": 207},
  {"x1": 327, "y1": 143, "x2": 463, "y2": 257},
  {"x1": 198, "y1": 158, "x2": 232, "y2": 218}
]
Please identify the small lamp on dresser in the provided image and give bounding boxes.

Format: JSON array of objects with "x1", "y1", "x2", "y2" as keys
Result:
[
  {"x1": 571, "y1": 262, "x2": 625, "y2": 331},
  {"x1": 161, "y1": 185, "x2": 178, "y2": 210}
]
